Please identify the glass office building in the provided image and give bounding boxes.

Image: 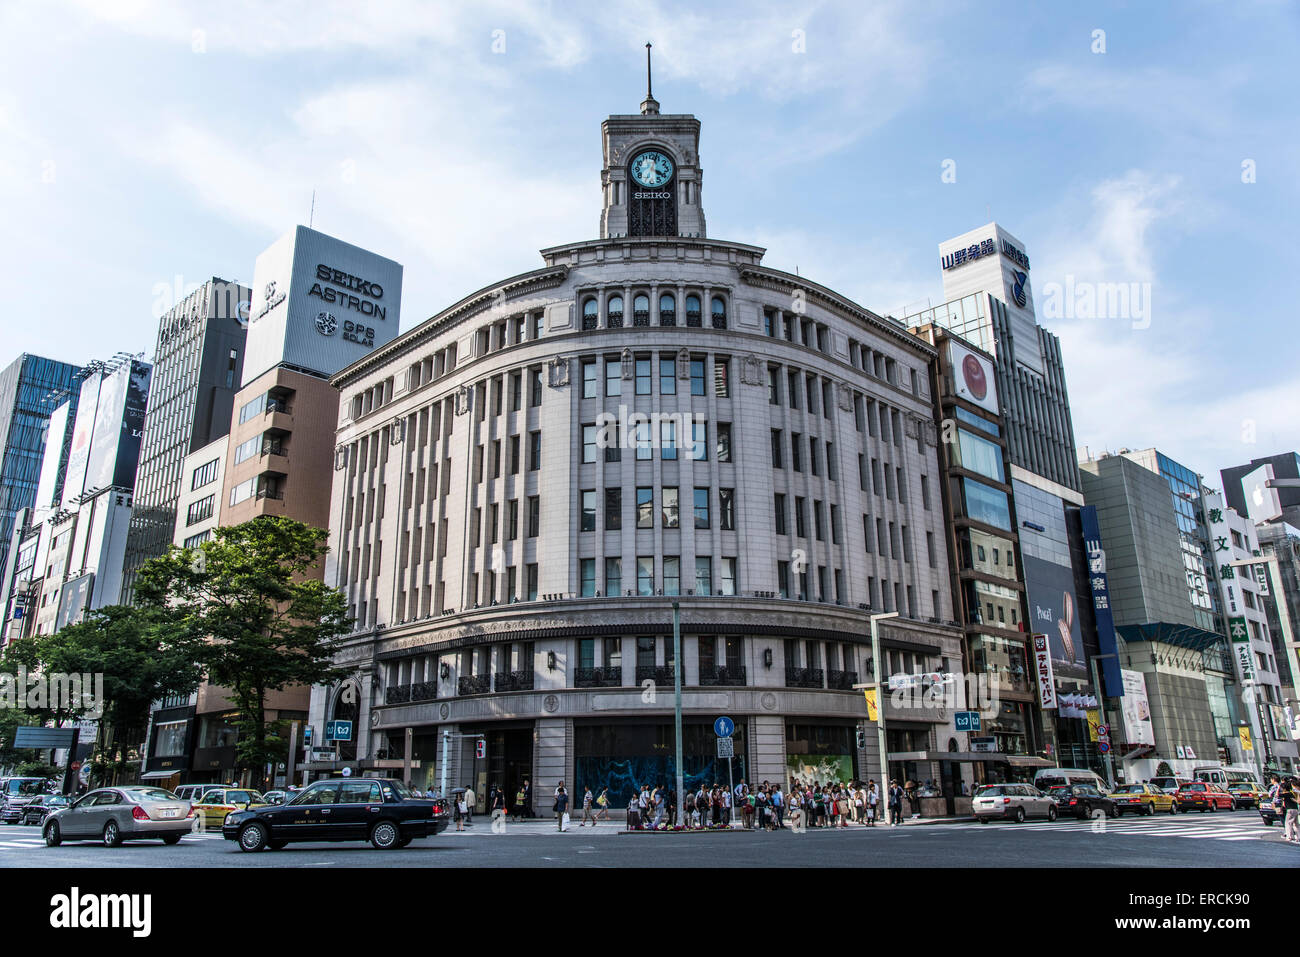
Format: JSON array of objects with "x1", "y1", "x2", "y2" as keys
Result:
[{"x1": 0, "y1": 354, "x2": 82, "y2": 577}]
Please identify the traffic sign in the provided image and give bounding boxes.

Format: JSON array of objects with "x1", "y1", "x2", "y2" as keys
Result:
[
  {"x1": 716, "y1": 737, "x2": 735, "y2": 758},
  {"x1": 713, "y1": 716, "x2": 734, "y2": 738},
  {"x1": 954, "y1": 711, "x2": 981, "y2": 733},
  {"x1": 1098, "y1": 741, "x2": 1111, "y2": 754}
]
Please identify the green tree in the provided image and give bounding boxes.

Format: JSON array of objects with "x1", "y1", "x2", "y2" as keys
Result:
[{"x1": 134, "y1": 516, "x2": 352, "y2": 786}]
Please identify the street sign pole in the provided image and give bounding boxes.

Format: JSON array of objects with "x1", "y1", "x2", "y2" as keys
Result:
[
  {"x1": 870, "y1": 612, "x2": 898, "y2": 823},
  {"x1": 672, "y1": 599, "x2": 684, "y2": 825},
  {"x1": 727, "y1": 756, "x2": 734, "y2": 827},
  {"x1": 440, "y1": 728, "x2": 451, "y2": 799},
  {"x1": 1090, "y1": 654, "x2": 1117, "y2": 790}
]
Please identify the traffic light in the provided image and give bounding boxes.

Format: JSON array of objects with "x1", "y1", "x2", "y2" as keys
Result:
[
  {"x1": 475, "y1": 738, "x2": 486, "y2": 759},
  {"x1": 855, "y1": 727, "x2": 868, "y2": 749}
]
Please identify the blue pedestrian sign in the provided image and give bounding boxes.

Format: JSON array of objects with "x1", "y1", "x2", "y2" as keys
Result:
[
  {"x1": 326, "y1": 720, "x2": 353, "y2": 742},
  {"x1": 714, "y1": 716, "x2": 734, "y2": 738},
  {"x1": 954, "y1": 711, "x2": 981, "y2": 733}
]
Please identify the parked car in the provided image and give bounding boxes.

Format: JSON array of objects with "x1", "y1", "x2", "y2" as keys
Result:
[
  {"x1": 13, "y1": 794, "x2": 70, "y2": 826},
  {"x1": 222, "y1": 778, "x2": 452, "y2": 851},
  {"x1": 260, "y1": 790, "x2": 290, "y2": 805},
  {"x1": 1174, "y1": 781, "x2": 1235, "y2": 812},
  {"x1": 1226, "y1": 781, "x2": 1267, "y2": 809},
  {"x1": 1109, "y1": 783, "x2": 1177, "y2": 815},
  {"x1": 43, "y1": 787, "x2": 194, "y2": 847},
  {"x1": 0, "y1": 777, "x2": 53, "y2": 823},
  {"x1": 1258, "y1": 797, "x2": 1280, "y2": 826},
  {"x1": 1047, "y1": 783, "x2": 1117, "y2": 819},
  {"x1": 1147, "y1": 776, "x2": 1189, "y2": 795},
  {"x1": 191, "y1": 788, "x2": 269, "y2": 828},
  {"x1": 972, "y1": 784, "x2": 1058, "y2": 823}
]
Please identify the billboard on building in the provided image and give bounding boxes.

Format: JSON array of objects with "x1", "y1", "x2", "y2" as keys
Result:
[
  {"x1": 1241, "y1": 464, "x2": 1283, "y2": 524},
  {"x1": 242, "y1": 225, "x2": 403, "y2": 386},
  {"x1": 84, "y1": 359, "x2": 152, "y2": 494},
  {"x1": 1079, "y1": 505, "x2": 1124, "y2": 696},
  {"x1": 55, "y1": 572, "x2": 94, "y2": 631},
  {"x1": 60, "y1": 374, "x2": 102, "y2": 508},
  {"x1": 34, "y1": 401, "x2": 71, "y2": 512},
  {"x1": 1022, "y1": 554, "x2": 1087, "y2": 680},
  {"x1": 1119, "y1": 669, "x2": 1155, "y2": 746},
  {"x1": 947, "y1": 339, "x2": 999, "y2": 414}
]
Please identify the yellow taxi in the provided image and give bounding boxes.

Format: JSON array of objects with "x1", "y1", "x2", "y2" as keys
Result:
[
  {"x1": 191, "y1": 788, "x2": 269, "y2": 829},
  {"x1": 1108, "y1": 782, "x2": 1177, "y2": 815}
]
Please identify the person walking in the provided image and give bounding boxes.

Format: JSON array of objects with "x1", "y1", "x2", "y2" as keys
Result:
[
  {"x1": 722, "y1": 784, "x2": 732, "y2": 826},
  {"x1": 580, "y1": 786, "x2": 596, "y2": 826},
  {"x1": 652, "y1": 785, "x2": 666, "y2": 829},
  {"x1": 514, "y1": 783, "x2": 527, "y2": 822},
  {"x1": 1280, "y1": 778, "x2": 1299, "y2": 844},
  {"x1": 455, "y1": 790, "x2": 467, "y2": 831},
  {"x1": 638, "y1": 784, "x2": 650, "y2": 826},
  {"x1": 596, "y1": 787, "x2": 611, "y2": 822},
  {"x1": 464, "y1": 785, "x2": 476, "y2": 826},
  {"x1": 490, "y1": 785, "x2": 506, "y2": 825},
  {"x1": 521, "y1": 778, "x2": 533, "y2": 819},
  {"x1": 771, "y1": 784, "x2": 784, "y2": 828},
  {"x1": 554, "y1": 785, "x2": 569, "y2": 831}
]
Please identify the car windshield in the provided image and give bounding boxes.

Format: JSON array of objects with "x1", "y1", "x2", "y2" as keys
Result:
[
  {"x1": 383, "y1": 781, "x2": 411, "y2": 800},
  {"x1": 975, "y1": 786, "x2": 1004, "y2": 796},
  {"x1": 1115, "y1": 785, "x2": 1144, "y2": 793},
  {"x1": 1185, "y1": 783, "x2": 1206, "y2": 791}
]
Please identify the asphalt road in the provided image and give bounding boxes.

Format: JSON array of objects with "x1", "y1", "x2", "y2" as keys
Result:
[{"x1": 2, "y1": 810, "x2": 1296, "y2": 868}]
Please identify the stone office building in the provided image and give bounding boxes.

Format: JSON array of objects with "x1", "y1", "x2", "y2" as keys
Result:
[{"x1": 310, "y1": 87, "x2": 962, "y2": 806}]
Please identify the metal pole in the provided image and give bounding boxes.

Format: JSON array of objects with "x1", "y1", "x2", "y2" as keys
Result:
[
  {"x1": 1090, "y1": 655, "x2": 1116, "y2": 790},
  {"x1": 870, "y1": 612, "x2": 897, "y2": 823},
  {"x1": 403, "y1": 726, "x2": 413, "y2": 788},
  {"x1": 440, "y1": 729, "x2": 450, "y2": 799},
  {"x1": 727, "y1": 755, "x2": 734, "y2": 828},
  {"x1": 672, "y1": 600, "x2": 684, "y2": 825}
]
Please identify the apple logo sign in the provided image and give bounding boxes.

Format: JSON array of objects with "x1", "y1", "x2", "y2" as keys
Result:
[
  {"x1": 962, "y1": 354, "x2": 987, "y2": 400},
  {"x1": 1252, "y1": 483, "x2": 1264, "y2": 506}
]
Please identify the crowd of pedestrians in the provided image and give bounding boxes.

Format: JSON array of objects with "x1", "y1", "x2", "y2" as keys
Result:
[{"x1": 615, "y1": 779, "x2": 915, "y2": 830}]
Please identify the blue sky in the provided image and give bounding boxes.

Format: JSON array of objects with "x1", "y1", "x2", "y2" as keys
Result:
[{"x1": 2, "y1": 0, "x2": 1297, "y2": 487}]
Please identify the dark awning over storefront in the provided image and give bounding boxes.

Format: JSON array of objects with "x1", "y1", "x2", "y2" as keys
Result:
[
  {"x1": 1116, "y1": 622, "x2": 1223, "y2": 653},
  {"x1": 889, "y1": 750, "x2": 1050, "y2": 765}
]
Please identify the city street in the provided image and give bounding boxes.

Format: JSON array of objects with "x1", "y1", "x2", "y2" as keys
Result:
[{"x1": 2, "y1": 813, "x2": 1295, "y2": 868}]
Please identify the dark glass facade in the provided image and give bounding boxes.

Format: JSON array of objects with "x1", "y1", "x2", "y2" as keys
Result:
[{"x1": 0, "y1": 354, "x2": 82, "y2": 576}]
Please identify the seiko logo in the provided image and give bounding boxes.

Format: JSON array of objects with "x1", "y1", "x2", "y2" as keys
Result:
[
  {"x1": 315, "y1": 264, "x2": 384, "y2": 299},
  {"x1": 315, "y1": 312, "x2": 338, "y2": 336},
  {"x1": 633, "y1": 191, "x2": 672, "y2": 200}
]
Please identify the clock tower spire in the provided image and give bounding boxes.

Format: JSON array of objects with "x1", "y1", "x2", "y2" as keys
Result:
[{"x1": 599, "y1": 44, "x2": 706, "y2": 239}]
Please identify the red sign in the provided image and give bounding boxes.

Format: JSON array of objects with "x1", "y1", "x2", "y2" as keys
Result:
[{"x1": 1032, "y1": 633, "x2": 1056, "y2": 709}]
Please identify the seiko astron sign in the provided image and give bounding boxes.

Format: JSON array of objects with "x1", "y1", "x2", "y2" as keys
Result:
[{"x1": 243, "y1": 225, "x2": 403, "y2": 386}]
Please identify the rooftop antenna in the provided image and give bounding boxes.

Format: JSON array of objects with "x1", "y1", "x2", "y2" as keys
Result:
[
  {"x1": 309, "y1": 189, "x2": 316, "y2": 228},
  {"x1": 640, "y1": 42, "x2": 660, "y2": 115}
]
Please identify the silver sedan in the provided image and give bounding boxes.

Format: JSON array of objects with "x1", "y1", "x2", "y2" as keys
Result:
[
  {"x1": 43, "y1": 787, "x2": 194, "y2": 847},
  {"x1": 973, "y1": 783, "x2": 1058, "y2": 823}
]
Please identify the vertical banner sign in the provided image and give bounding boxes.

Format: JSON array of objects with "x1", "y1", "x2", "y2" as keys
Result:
[
  {"x1": 1251, "y1": 563, "x2": 1270, "y2": 597},
  {"x1": 1119, "y1": 670, "x2": 1156, "y2": 746},
  {"x1": 1228, "y1": 615, "x2": 1254, "y2": 681},
  {"x1": 1033, "y1": 633, "x2": 1057, "y2": 709},
  {"x1": 1080, "y1": 505, "x2": 1123, "y2": 696},
  {"x1": 863, "y1": 688, "x2": 878, "y2": 722}
]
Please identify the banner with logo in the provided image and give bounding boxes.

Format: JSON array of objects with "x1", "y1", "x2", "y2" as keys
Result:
[
  {"x1": 1032, "y1": 634, "x2": 1056, "y2": 709},
  {"x1": 947, "y1": 339, "x2": 999, "y2": 414},
  {"x1": 1119, "y1": 670, "x2": 1155, "y2": 746}
]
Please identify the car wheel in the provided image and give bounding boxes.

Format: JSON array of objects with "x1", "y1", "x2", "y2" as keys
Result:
[
  {"x1": 370, "y1": 821, "x2": 401, "y2": 849},
  {"x1": 1108, "y1": 805, "x2": 1118, "y2": 819},
  {"x1": 1047, "y1": 805, "x2": 1057, "y2": 822},
  {"x1": 1168, "y1": 802, "x2": 1176, "y2": 814},
  {"x1": 44, "y1": 822, "x2": 61, "y2": 847},
  {"x1": 1208, "y1": 802, "x2": 1216, "y2": 813},
  {"x1": 978, "y1": 816, "x2": 989, "y2": 824},
  {"x1": 162, "y1": 835, "x2": 182, "y2": 845},
  {"x1": 1013, "y1": 807, "x2": 1025, "y2": 823},
  {"x1": 103, "y1": 820, "x2": 122, "y2": 847},
  {"x1": 238, "y1": 823, "x2": 268, "y2": 852},
  {"x1": 1145, "y1": 801, "x2": 1154, "y2": 816}
]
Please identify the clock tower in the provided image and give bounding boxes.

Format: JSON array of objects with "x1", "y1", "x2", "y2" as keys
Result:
[{"x1": 599, "y1": 43, "x2": 706, "y2": 240}]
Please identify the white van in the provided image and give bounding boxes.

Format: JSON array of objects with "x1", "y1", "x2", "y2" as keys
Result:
[
  {"x1": 1034, "y1": 768, "x2": 1107, "y2": 793},
  {"x1": 1193, "y1": 766, "x2": 1260, "y2": 789}
]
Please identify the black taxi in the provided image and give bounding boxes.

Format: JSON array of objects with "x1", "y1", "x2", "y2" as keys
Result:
[{"x1": 222, "y1": 778, "x2": 451, "y2": 852}]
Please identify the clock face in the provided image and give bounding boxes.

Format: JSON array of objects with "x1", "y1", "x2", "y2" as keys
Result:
[{"x1": 630, "y1": 150, "x2": 674, "y2": 188}]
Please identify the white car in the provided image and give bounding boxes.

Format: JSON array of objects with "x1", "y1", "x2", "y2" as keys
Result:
[{"x1": 973, "y1": 784, "x2": 1057, "y2": 823}]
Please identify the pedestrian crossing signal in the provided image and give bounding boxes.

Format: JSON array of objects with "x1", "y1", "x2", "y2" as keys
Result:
[
  {"x1": 475, "y1": 738, "x2": 486, "y2": 759},
  {"x1": 855, "y1": 728, "x2": 868, "y2": 749}
]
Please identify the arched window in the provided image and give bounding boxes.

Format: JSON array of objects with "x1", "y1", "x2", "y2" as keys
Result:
[
  {"x1": 582, "y1": 298, "x2": 598, "y2": 331},
  {"x1": 659, "y1": 293, "x2": 676, "y2": 326},
  {"x1": 607, "y1": 295, "x2": 623, "y2": 327},
  {"x1": 711, "y1": 295, "x2": 727, "y2": 329},
  {"x1": 633, "y1": 294, "x2": 650, "y2": 326},
  {"x1": 685, "y1": 295, "x2": 702, "y2": 327}
]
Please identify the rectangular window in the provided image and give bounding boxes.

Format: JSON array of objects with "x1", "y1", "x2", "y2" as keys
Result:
[
  {"x1": 660, "y1": 356, "x2": 677, "y2": 395},
  {"x1": 694, "y1": 487, "x2": 710, "y2": 528},
  {"x1": 691, "y1": 421, "x2": 706, "y2": 460},
  {"x1": 777, "y1": 561, "x2": 790, "y2": 599},
  {"x1": 233, "y1": 435, "x2": 261, "y2": 465},
  {"x1": 529, "y1": 367, "x2": 543, "y2": 407},
  {"x1": 582, "y1": 360, "x2": 598, "y2": 398},
  {"x1": 719, "y1": 558, "x2": 736, "y2": 596},
  {"x1": 814, "y1": 501, "x2": 825, "y2": 541},
  {"x1": 508, "y1": 500, "x2": 519, "y2": 539},
  {"x1": 635, "y1": 422, "x2": 652, "y2": 460},
  {"x1": 526, "y1": 564, "x2": 538, "y2": 601},
  {"x1": 186, "y1": 494, "x2": 215, "y2": 526},
  {"x1": 636, "y1": 487, "x2": 654, "y2": 528},
  {"x1": 583, "y1": 424, "x2": 597, "y2": 463},
  {"x1": 791, "y1": 433, "x2": 802, "y2": 472},
  {"x1": 527, "y1": 496, "x2": 540, "y2": 537},
  {"x1": 662, "y1": 487, "x2": 679, "y2": 528},
  {"x1": 605, "y1": 557, "x2": 622, "y2": 596},
  {"x1": 695, "y1": 557, "x2": 712, "y2": 595},
  {"x1": 690, "y1": 359, "x2": 706, "y2": 395},
  {"x1": 635, "y1": 357, "x2": 652, "y2": 396},
  {"x1": 663, "y1": 556, "x2": 680, "y2": 596},
  {"x1": 581, "y1": 490, "x2": 596, "y2": 531},
  {"x1": 605, "y1": 359, "x2": 622, "y2": 397},
  {"x1": 637, "y1": 557, "x2": 654, "y2": 596},
  {"x1": 825, "y1": 442, "x2": 836, "y2": 480},
  {"x1": 774, "y1": 494, "x2": 787, "y2": 535},
  {"x1": 605, "y1": 488, "x2": 622, "y2": 530},
  {"x1": 809, "y1": 437, "x2": 819, "y2": 476},
  {"x1": 795, "y1": 497, "x2": 807, "y2": 538},
  {"x1": 510, "y1": 435, "x2": 521, "y2": 474},
  {"x1": 528, "y1": 431, "x2": 541, "y2": 470},
  {"x1": 580, "y1": 559, "x2": 596, "y2": 597},
  {"x1": 717, "y1": 423, "x2": 732, "y2": 462},
  {"x1": 771, "y1": 430, "x2": 783, "y2": 469},
  {"x1": 579, "y1": 637, "x2": 596, "y2": 668},
  {"x1": 768, "y1": 367, "x2": 780, "y2": 405},
  {"x1": 192, "y1": 458, "x2": 220, "y2": 489},
  {"x1": 719, "y1": 488, "x2": 735, "y2": 531},
  {"x1": 661, "y1": 420, "x2": 677, "y2": 460},
  {"x1": 713, "y1": 358, "x2": 730, "y2": 397}
]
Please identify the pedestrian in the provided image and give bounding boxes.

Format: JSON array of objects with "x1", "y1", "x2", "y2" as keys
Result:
[
  {"x1": 491, "y1": 785, "x2": 506, "y2": 825},
  {"x1": 722, "y1": 784, "x2": 732, "y2": 826},
  {"x1": 455, "y1": 790, "x2": 467, "y2": 831},
  {"x1": 638, "y1": 784, "x2": 650, "y2": 826},
  {"x1": 772, "y1": 784, "x2": 784, "y2": 828},
  {"x1": 554, "y1": 785, "x2": 569, "y2": 831},
  {"x1": 514, "y1": 783, "x2": 527, "y2": 822},
  {"x1": 652, "y1": 784, "x2": 666, "y2": 829},
  {"x1": 464, "y1": 785, "x2": 476, "y2": 825},
  {"x1": 521, "y1": 778, "x2": 533, "y2": 819},
  {"x1": 596, "y1": 786, "x2": 611, "y2": 822},
  {"x1": 866, "y1": 780, "x2": 879, "y2": 826},
  {"x1": 1280, "y1": 778, "x2": 1299, "y2": 844},
  {"x1": 626, "y1": 788, "x2": 641, "y2": 830},
  {"x1": 888, "y1": 780, "x2": 903, "y2": 826},
  {"x1": 581, "y1": 786, "x2": 596, "y2": 826}
]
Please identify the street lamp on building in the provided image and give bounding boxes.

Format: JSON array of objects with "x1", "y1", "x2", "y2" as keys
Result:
[{"x1": 855, "y1": 612, "x2": 899, "y2": 823}]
